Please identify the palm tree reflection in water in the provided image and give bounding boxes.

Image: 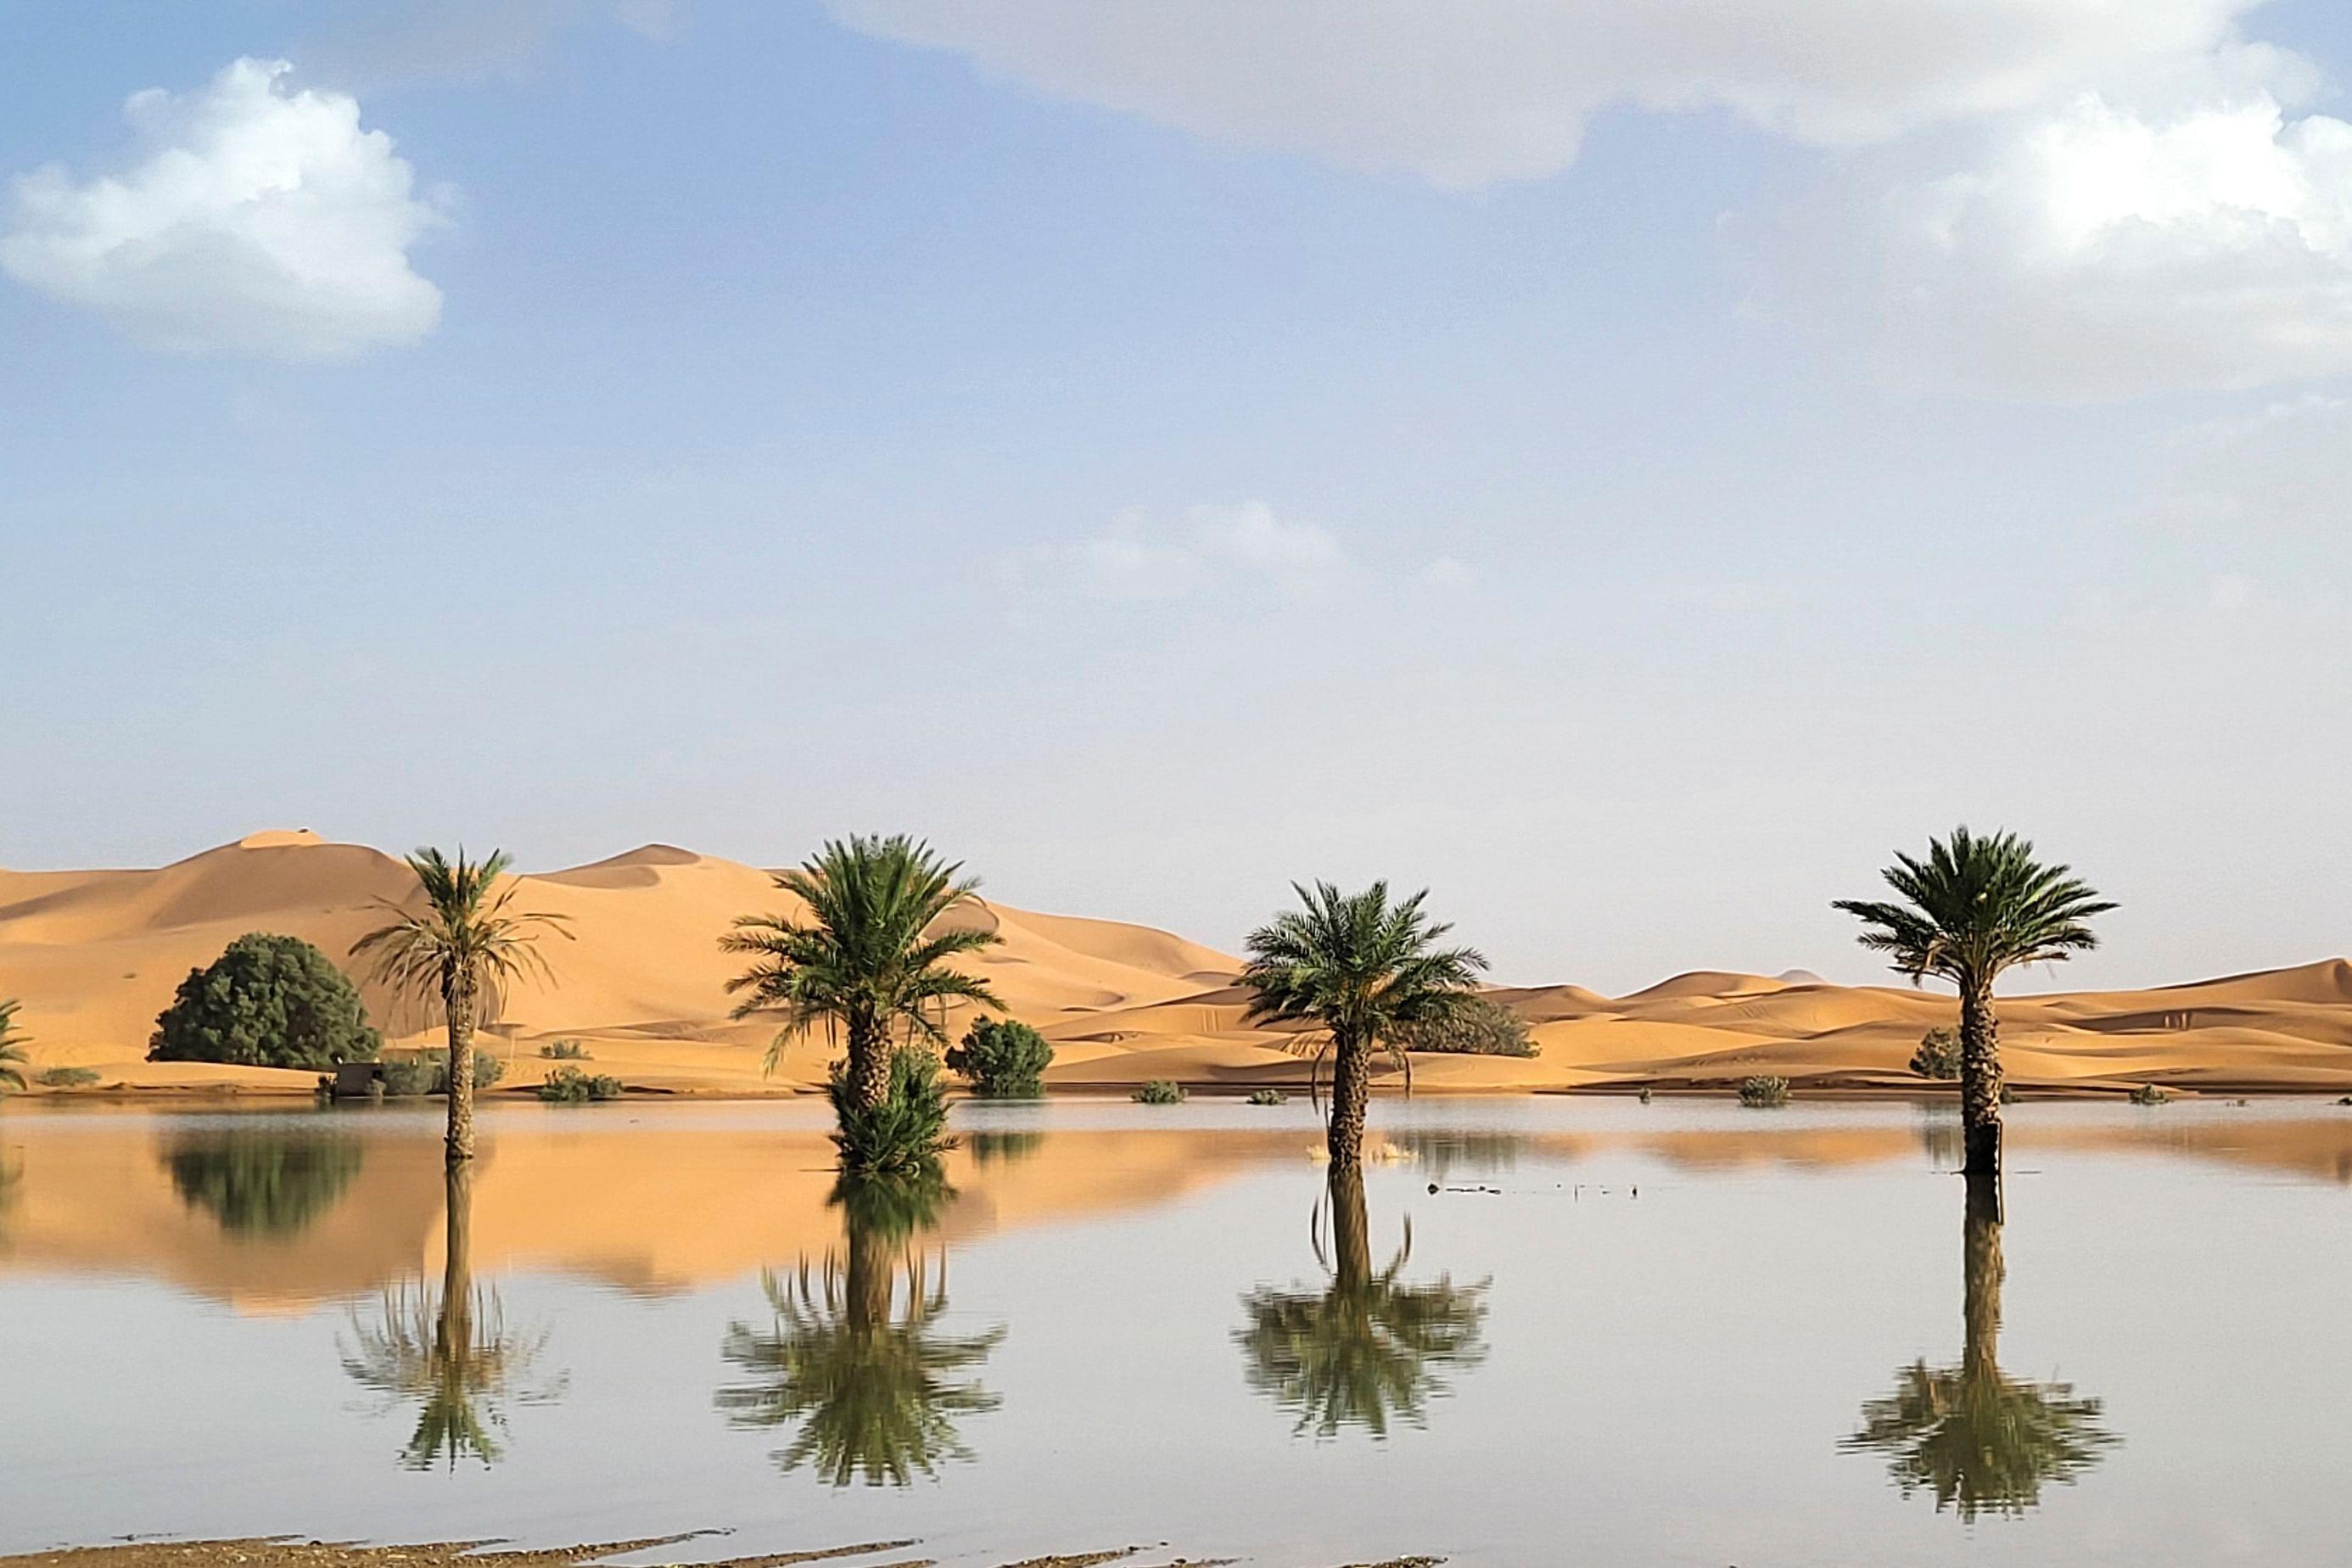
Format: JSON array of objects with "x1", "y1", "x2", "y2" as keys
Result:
[
  {"x1": 1236, "y1": 1168, "x2": 1490, "y2": 1438},
  {"x1": 341, "y1": 1162, "x2": 560, "y2": 1470},
  {"x1": 1844, "y1": 1177, "x2": 2117, "y2": 1518},
  {"x1": 717, "y1": 1170, "x2": 1005, "y2": 1487}
]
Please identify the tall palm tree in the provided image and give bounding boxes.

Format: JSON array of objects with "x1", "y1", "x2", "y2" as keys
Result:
[
  {"x1": 353, "y1": 848, "x2": 571, "y2": 1164},
  {"x1": 1834, "y1": 827, "x2": 2114, "y2": 1179},
  {"x1": 0, "y1": 998, "x2": 27, "y2": 1093},
  {"x1": 1843, "y1": 1176, "x2": 2116, "y2": 1518},
  {"x1": 1235, "y1": 1168, "x2": 1489, "y2": 1438},
  {"x1": 723, "y1": 836, "x2": 1002, "y2": 1116},
  {"x1": 1241, "y1": 882, "x2": 1487, "y2": 1170},
  {"x1": 340, "y1": 1163, "x2": 560, "y2": 1470},
  {"x1": 717, "y1": 1170, "x2": 1004, "y2": 1487}
]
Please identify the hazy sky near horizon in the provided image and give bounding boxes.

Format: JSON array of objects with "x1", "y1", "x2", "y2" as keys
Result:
[{"x1": 6, "y1": 1, "x2": 2352, "y2": 992}]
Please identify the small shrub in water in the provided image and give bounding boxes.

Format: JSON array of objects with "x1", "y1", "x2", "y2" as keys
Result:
[
  {"x1": 1638, "y1": 1086, "x2": 1653, "y2": 1104},
  {"x1": 2000, "y1": 1083, "x2": 2020, "y2": 1105},
  {"x1": 1910, "y1": 1026, "x2": 1961, "y2": 1080},
  {"x1": 1246, "y1": 1088, "x2": 1287, "y2": 1106},
  {"x1": 36, "y1": 1066, "x2": 101, "y2": 1088},
  {"x1": 1134, "y1": 1079, "x2": 1186, "y2": 1105},
  {"x1": 538, "y1": 1066, "x2": 624, "y2": 1103},
  {"x1": 2130, "y1": 1084, "x2": 2171, "y2": 1106},
  {"x1": 539, "y1": 1039, "x2": 592, "y2": 1061},
  {"x1": 831, "y1": 1050, "x2": 954, "y2": 1176},
  {"x1": 944, "y1": 1016, "x2": 1055, "y2": 1098},
  {"x1": 1738, "y1": 1075, "x2": 1790, "y2": 1108}
]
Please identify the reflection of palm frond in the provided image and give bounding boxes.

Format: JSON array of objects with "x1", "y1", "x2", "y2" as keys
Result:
[
  {"x1": 717, "y1": 1247, "x2": 1003, "y2": 1487},
  {"x1": 1236, "y1": 1183, "x2": 1488, "y2": 1438},
  {"x1": 340, "y1": 1281, "x2": 557, "y2": 1470},
  {"x1": 1844, "y1": 1360, "x2": 2116, "y2": 1519}
]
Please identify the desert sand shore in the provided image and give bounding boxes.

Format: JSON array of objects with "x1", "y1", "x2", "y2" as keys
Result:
[{"x1": 5, "y1": 832, "x2": 2349, "y2": 1100}]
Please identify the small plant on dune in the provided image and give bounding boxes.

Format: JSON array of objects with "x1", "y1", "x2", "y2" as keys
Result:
[
  {"x1": 944, "y1": 1017, "x2": 1055, "y2": 1099},
  {"x1": 1911, "y1": 1027, "x2": 1962, "y2": 1081},
  {"x1": 1246, "y1": 1088, "x2": 1288, "y2": 1106},
  {"x1": 1134, "y1": 1080, "x2": 1186, "y2": 1105},
  {"x1": 379, "y1": 1050, "x2": 502, "y2": 1098},
  {"x1": 538, "y1": 1039, "x2": 592, "y2": 1061},
  {"x1": 2129, "y1": 1084, "x2": 2170, "y2": 1106},
  {"x1": 467, "y1": 1052, "x2": 505, "y2": 1091},
  {"x1": 830, "y1": 1050, "x2": 955, "y2": 1178},
  {"x1": 37, "y1": 1067, "x2": 101, "y2": 1088},
  {"x1": 1387, "y1": 993, "x2": 1537, "y2": 1058},
  {"x1": 537, "y1": 1066, "x2": 624, "y2": 1104},
  {"x1": 1739, "y1": 1075, "x2": 1791, "y2": 1108},
  {"x1": 0, "y1": 999, "x2": 28, "y2": 1094}
]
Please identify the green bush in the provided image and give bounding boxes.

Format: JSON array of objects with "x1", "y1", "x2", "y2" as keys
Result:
[
  {"x1": 944, "y1": 1016, "x2": 1055, "y2": 1097},
  {"x1": 1389, "y1": 994, "x2": 1537, "y2": 1057},
  {"x1": 538, "y1": 1066, "x2": 624, "y2": 1103},
  {"x1": 379, "y1": 1049, "x2": 501, "y2": 1097},
  {"x1": 1638, "y1": 1085, "x2": 1653, "y2": 1104},
  {"x1": 1246, "y1": 1088, "x2": 1287, "y2": 1106},
  {"x1": 36, "y1": 1067, "x2": 101, "y2": 1088},
  {"x1": 1134, "y1": 1079, "x2": 1186, "y2": 1105},
  {"x1": 539, "y1": 1039, "x2": 592, "y2": 1061},
  {"x1": 2130, "y1": 1084, "x2": 2171, "y2": 1106},
  {"x1": 148, "y1": 932, "x2": 380, "y2": 1070},
  {"x1": 831, "y1": 1050, "x2": 954, "y2": 1176},
  {"x1": 1738, "y1": 1075, "x2": 1790, "y2": 1108},
  {"x1": 1910, "y1": 1026, "x2": 1962, "y2": 1080}
]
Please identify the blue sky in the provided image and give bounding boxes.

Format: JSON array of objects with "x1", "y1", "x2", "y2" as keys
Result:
[{"x1": 5, "y1": 1, "x2": 2351, "y2": 989}]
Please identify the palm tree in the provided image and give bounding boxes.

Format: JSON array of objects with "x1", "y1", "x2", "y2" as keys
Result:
[
  {"x1": 1240, "y1": 882, "x2": 1487, "y2": 1170},
  {"x1": 717, "y1": 1170, "x2": 1004, "y2": 1487},
  {"x1": 0, "y1": 998, "x2": 27, "y2": 1093},
  {"x1": 352, "y1": 848, "x2": 570, "y2": 1163},
  {"x1": 722, "y1": 836, "x2": 1002, "y2": 1116},
  {"x1": 1235, "y1": 1168, "x2": 1489, "y2": 1438},
  {"x1": 340, "y1": 1163, "x2": 560, "y2": 1470},
  {"x1": 1834, "y1": 827, "x2": 2114, "y2": 1179},
  {"x1": 1843, "y1": 1177, "x2": 2116, "y2": 1518}
]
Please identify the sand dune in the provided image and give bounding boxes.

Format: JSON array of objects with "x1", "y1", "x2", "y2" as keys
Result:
[{"x1": 3, "y1": 831, "x2": 2350, "y2": 1096}]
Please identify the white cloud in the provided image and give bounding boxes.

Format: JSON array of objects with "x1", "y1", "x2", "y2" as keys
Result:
[
  {"x1": 2, "y1": 59, "x2": 444, "y2": 360},
  {"x1": 1864, "y1": 74, "x2": 2352, "y2": 397},
  {"x1": 1033, "y1": 501, "x2": 1345, "y2": 602},
  {"x1": 823, "y1": 0, "x2": 2251, "y2": 188}
]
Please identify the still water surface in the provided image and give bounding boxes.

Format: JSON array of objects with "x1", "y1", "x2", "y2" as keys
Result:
[{"x1": 2, "y1": 1096, "x2": 2347, "y2": 1565}]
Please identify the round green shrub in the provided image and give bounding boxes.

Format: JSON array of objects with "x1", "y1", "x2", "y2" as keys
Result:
[
  {"x1": 1246, "y1": 1088, "x2": 1287, "y2": 1106},
  {"x1": 148, "y1": 932, "x2": 380, "y2": 1070},
  {"x1": 1389, "y1": 994, "x2": 1537, "y2": 1057},
  {"x1": 1910, "y1": 1027, "x2": 1962, "y2": 1080},
  {"x1": 1134, "y1": 1079, "x2": 1186, "y2": 1105},
  {"x1": 1738, "y1": 1074, "x2": 1791, "y2": 1108},
  {"x1": 944, "y1": 1016, "x2": 1055, "y2": 1097},
  {"x1": 538, "y1": 1066, "x2": 624, "y2": 1103}
]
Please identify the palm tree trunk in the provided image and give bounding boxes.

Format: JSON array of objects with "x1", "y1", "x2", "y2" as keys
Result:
[
  {"x1": 1957, "y1": 981, "x2": 2002, "y2": 1178},
  {"x1": 439, "y1": 1160, "x2": 475, "y2": 1352},
  {"x1": 445, "y1": 968, "x2": 477, "y2": 1165},
  {"x1": 1327, "y1": 1033, "x2": 1370, "y2": 1171},
  {"x1": 847, "y1": 1012, "x2": 892, "y2": 1115},
  {"x1": 1961, "y1": 1172, "x2": 2003, "y2": 1383}
]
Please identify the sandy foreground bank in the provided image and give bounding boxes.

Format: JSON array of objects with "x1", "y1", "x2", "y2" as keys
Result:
[
  {"x1": 5, "y1": 832, "x2": 2350, "y2": 1098},
  {"x1": 0, "y1": 1541, "x2": 1438, "y2": 1568}
]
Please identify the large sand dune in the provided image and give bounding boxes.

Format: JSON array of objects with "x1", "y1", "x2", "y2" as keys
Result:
[{"x1": 3, "y1": 832, "x2": 2350, "y2": 1097}]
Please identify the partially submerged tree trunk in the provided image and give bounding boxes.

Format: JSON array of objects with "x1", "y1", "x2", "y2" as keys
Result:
[
  {"x1": 1328, "y1": 1164, "x2": 1371, "y2": 1296},
  {"x1": 437, "y1": 1161, "x2": 475, "y2": 1364},
  {"x1": 1326, "y1": 1033, "x2": 1370, "y2": 1171},
  {"x1": 1957, "y1": 980, "x2": 2003, "y2": 1178},
  {"x1": 846, "y1": 1010, "x2": 892, "y2": 1115},
  {"x1": 445, "y1": 967, "x2": 479, "y2": 1165}
]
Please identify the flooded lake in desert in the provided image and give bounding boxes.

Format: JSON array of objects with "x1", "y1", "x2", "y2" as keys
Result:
[{"x1": 3, "y1": 1095, "x2": 2349, "y2": 1566}]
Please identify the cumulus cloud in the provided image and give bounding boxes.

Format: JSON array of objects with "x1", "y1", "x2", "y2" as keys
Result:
[
  {"x1": 1864, "y1": 75, "x2": 2352, "y2": 397},
  {"x1": 1039, "y1": 501, "x2": 1345, "y2": 602},
  {"x1": 2, "y1": 59, "x2": 444, "y2": 359},
  {"x1": 823, "y1": 0, "x2": 2251, "y2": 188}
]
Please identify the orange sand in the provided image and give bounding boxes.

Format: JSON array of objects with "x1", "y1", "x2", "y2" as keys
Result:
[{"x1": 3, "y1": 831, "x2": 2350, "y2": 1099}]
